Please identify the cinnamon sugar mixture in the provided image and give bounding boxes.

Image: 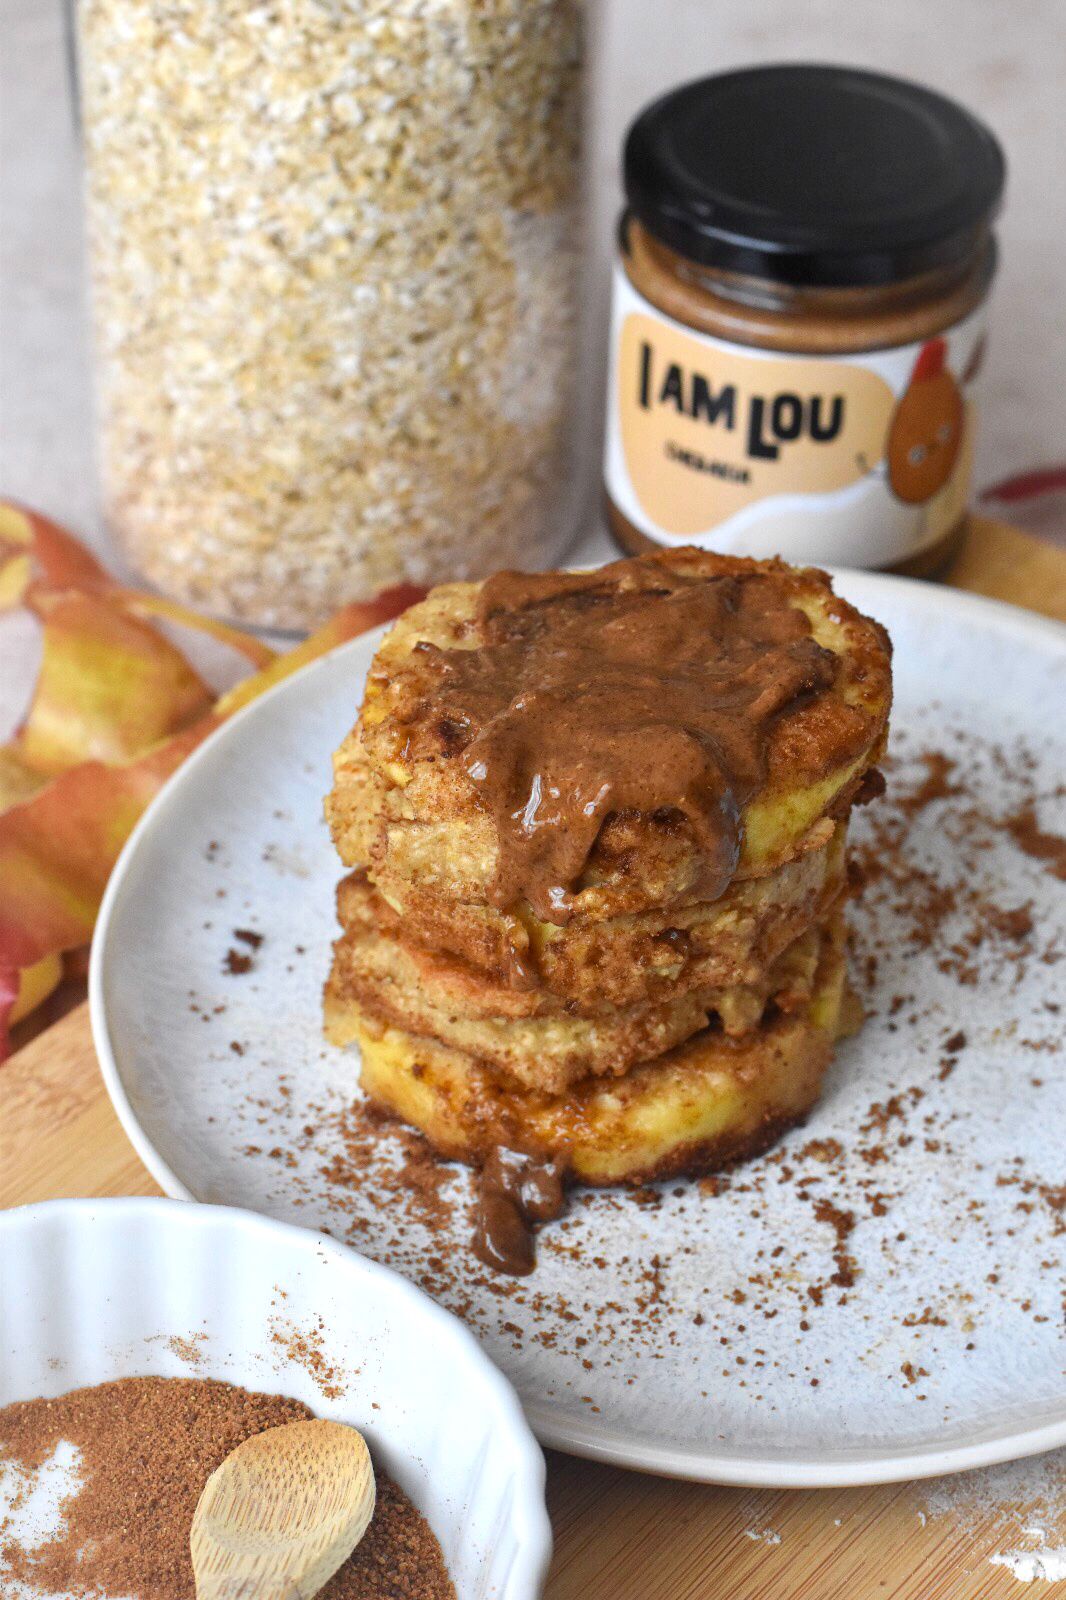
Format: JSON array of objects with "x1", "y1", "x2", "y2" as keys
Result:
[{"x1": 0, "y1": 1377, "x2": 453, "y2": 1600}]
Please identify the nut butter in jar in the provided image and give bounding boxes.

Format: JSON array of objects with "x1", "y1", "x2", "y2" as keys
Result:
[{"x1": 604, "y1": 65, "x2": 1006, "y2": 575}]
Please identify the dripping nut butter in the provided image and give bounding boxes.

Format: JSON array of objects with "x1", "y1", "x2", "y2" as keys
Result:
[{"x1": 604, "y1": 65, "x2": 1006, "y2": 575}]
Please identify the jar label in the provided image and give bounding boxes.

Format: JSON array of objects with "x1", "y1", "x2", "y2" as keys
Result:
[{"x1": 604, "y1": 265, "x2": 988, "y2": 567}]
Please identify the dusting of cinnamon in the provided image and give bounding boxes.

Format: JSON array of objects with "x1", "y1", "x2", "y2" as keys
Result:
[
  {"x1": 162, "y1": 1333, "x2": 207, "y2": 1366},
  {"x1": 269, "y1": 1316, "x2": 345, "y2": 1401},
  {"x1": 228, "y1": 720, "x2": 1059, "y2": 1391},
  {"x1": 809, "y1": 1196, "x2": 857, "y2": 1291},
  {"x1": 1005, "y1": 805, "x2": 1066, "y2": 880},
  {"x1": 897, "y1": 750, "x2": 962, "y2": 814},
  {"x1": 850, "y1": 741, "x2": 1059, "y2": 986}
]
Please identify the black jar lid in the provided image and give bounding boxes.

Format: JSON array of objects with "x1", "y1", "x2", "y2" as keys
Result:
[{"x1": 624, "y1": 64, "x2": 1005, "y2": 288}]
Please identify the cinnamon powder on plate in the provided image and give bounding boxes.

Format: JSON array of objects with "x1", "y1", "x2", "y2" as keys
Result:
[{"x1": 0, "y1": 1376, "x2": 454, "y2": 1600}]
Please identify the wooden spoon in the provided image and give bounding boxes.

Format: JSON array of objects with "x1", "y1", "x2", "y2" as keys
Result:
[{"x1": 190, "y1": 1418, "x2": 376, "y2": 1600}]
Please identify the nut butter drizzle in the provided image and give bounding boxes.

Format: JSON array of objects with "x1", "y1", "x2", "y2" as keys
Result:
[
  {"x1": 472, "y1": 1147, "x2": 566, "y2": 1276},
  {"x1": 415, "y1": 554, "x2": 837, "y2": 923}
]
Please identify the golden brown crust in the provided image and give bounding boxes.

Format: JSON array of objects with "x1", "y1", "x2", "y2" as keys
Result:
[
  {"x1": 347, "y1": 999, "x2": 836, "y2": 1187},
  {"x1": 327, "y1": 872, "x2": 827, "y2": 1093},
  {"x1": 336, "y1": 821, "x2": 846, "y2": 1006},
  {"x1": 326, "y1": 549, "x2": 891, "y2": 923},
  {"x1": 332, "y1": 915, "x2": 848, "y2": 1184},
  {"x1": 362, "y1": 548, "x2": 891, "y2": 789},
  {"x1": 321, "y1": 552, "x2": 890, "y2": 1201},
  {"x1": 370, "y1": 1091, "x2": 820, "y2": 1188}
]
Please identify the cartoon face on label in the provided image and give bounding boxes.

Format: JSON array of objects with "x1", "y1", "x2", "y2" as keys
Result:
[{"x1": 886, "y1": 338, "x2": 964, "y2": 504}]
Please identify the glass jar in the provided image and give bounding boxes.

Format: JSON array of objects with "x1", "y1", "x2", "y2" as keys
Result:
[
  {"x1": 76, "y1": 0, "x2": 585, "y2": 629},
  {"x1": 604, "y1": 65, "x2": 1006, "y2": 576}
]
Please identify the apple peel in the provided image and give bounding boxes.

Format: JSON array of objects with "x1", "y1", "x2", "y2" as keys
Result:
[{"x1": 0, "y1": 501, "x2": 423, "y2": 1055}]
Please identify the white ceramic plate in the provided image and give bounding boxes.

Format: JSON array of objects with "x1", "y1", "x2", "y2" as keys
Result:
[
  {"x1": 0, "y1": 1198, "x2": 551, "y2": 1598},
  {"x1": 91, "y1": 572, "x2": 1066, "y2": 1487}
]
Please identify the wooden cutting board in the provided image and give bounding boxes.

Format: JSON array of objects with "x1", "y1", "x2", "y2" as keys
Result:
[{"x1": 2, "y1": 515, "x2": 1065, "y2": 1599}]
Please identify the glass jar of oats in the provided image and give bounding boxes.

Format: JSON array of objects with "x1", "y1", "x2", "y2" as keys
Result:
[{"x1": 76, "y1": 1, "x2": 585, "y2": 628}]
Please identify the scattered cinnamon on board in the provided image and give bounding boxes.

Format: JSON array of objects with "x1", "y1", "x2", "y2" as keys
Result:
[{"x1": 0, "y1": 1376, "x2": 454, "y2": 1600}]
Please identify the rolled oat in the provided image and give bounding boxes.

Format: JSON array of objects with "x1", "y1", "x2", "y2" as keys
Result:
[{"x1": 78, "y1": 0, "x2": 584, "y2": 627}]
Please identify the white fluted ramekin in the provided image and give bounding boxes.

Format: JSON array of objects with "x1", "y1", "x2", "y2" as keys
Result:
[{"x1": 0, "y1": 1198, "x2": 551, "y2": 1598}]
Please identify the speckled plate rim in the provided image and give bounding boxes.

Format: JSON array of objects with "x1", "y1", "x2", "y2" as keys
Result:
[
  {"x1": 89, "y1": 571, "x2": 1066, "y2": 1488},
  {"x1": 89, "y1": 638, "x2": 376, "y2": 1211}
]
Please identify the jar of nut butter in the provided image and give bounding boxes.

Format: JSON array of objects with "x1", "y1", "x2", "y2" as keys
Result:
[{"x1": 604, "y1": 65, "x2": 1006, "y2": 575}]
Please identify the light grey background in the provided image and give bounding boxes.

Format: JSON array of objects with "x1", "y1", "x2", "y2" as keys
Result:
[{"x1": 2, "y1": 0, "x2": 1064, "y2": 570}]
